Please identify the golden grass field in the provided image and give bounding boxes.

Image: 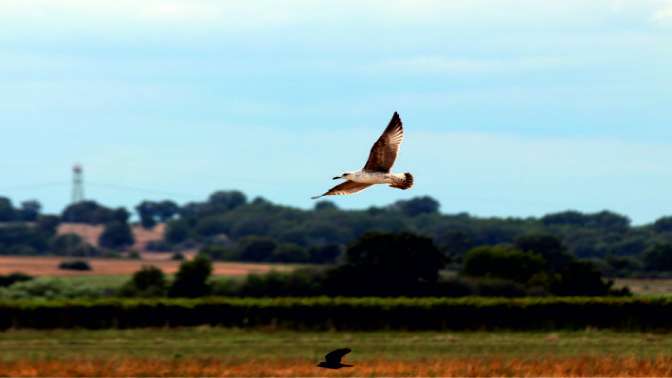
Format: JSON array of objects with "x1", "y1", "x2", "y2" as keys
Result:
[
  {"x1": 1, "y1": 329, "x2": 672, "y2": 377},
  {"x1": 2, "y1": 356, "x2": 672, "y2": 377},
  {"x1": 0, "y1": 255, "x2": 294, "y2": 277}
]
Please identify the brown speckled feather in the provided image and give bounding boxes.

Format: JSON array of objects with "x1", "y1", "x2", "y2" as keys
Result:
[{"x1": 363, "y1": 112, "x2": 404, "y2": 173}]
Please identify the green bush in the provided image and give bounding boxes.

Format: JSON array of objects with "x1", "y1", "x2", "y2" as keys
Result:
[
  {"x1": 0, "y1": 278, "x2": 116, "y2": 299},
  {"x1": 0, "y1": 272, "x2": 33, "y2": 287},
  {"x1": 58, "y1": 260, "x2": 92, "y2": 271},
  {"x1": 120, "y1": 265, "x2": 167, "y2": 297},
  {"x1": 168, "y1": 255, "x2": 212, "y2": 297}
]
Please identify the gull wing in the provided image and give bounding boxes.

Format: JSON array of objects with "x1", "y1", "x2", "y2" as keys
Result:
[
  {"x1": 325, "y1": 348, "x2": 351, "y2": 364},
  {"x1": 311, "y1": 181, "x2": 372, "y2": 199},
  {"x1": 363, "y1": 112, "x2": 404, "y2": 173}
]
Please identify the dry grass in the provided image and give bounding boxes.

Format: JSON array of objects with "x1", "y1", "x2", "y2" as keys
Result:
[
  {"x1": 0, "y1": 256, "x2": 295, "y2": 277},
  {"x1": 613, "y1": 278, "x2": 672, "y2": 295},
  {"x1": 2, "y1": 356, "x2": 672, "y2": 377},
  {"x1": 3, "y1": 329, "x2": 672, "y2": 377},
  {"x1": 57, "y1": 223, "x2": 165, "y2": 251}
]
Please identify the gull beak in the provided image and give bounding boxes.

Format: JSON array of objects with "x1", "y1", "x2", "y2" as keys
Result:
[{"x1": 333, "y1": 176, "x2": 341, "y2": 180}]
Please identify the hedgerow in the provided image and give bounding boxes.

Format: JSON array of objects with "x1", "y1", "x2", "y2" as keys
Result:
[{"x1": 1, "y1": 296, "x2": 671, "y2": 330}]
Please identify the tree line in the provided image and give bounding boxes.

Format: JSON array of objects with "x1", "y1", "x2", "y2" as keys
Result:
[{"x1": 2, "y1": 190, "x2": 672, "y2": 275}]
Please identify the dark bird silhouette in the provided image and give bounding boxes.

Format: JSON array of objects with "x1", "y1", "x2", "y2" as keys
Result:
[{"x1": 317, "y1": 348, "x2": 353, "y2": 369}]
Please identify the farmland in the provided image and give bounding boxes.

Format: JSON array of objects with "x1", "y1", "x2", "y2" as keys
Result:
[
  {"x1": 0, "y1": 256, "x2": 296, "y2": 277},
  {"x1": 0, "y1": 328, "x2": 671, "y2": 376}
]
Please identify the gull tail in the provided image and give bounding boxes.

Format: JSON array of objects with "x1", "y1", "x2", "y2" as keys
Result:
[{"x1": 390, "y1": 172, "x2": 414, "y2": 190}]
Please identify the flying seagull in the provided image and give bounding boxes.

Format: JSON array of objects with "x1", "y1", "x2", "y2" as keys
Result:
[
  {"x1": 317, "y1": 348, "x2": 353, "y2": 369},
  {"x1": 312, "y1": 112, "x2": 413, "y2": 199}
]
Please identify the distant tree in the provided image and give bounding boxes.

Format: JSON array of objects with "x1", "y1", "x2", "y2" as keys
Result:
[
  {"x1": 587, "y1": 211, "x2": 630, "y2": 231},
  {"x1": 99, "y1": 221, "x2": 134, "y2": 249},
  {"x1": 238, "y1": 236, "x2": 277, "y2": 262},
  {"x1": 308, "y1": 244, "x2": 343, "y2": 264},
  {"x1": 463, "y1": 245, "x2": 546, "y2": 283},
  {"x1": 515, "y1": 234, "x2": 573, "y2": 272},
  {"x1": 0, "y1": 272, "x2": 33, "y2": 287},
  {"x1": 552, "y1": 260, "x2": 613, "y2": 296},
  {"x1": 314, "y1": 201, "x2": 338, "y2": 211},
  {"x1": 169, "y1": 255, "x2": 213, "y2": 297},
  {"x1": 136, "y1": 201, "x2": 158, "y2": 229},
  {"x1": 207, "y1": 191, "x2": 247, "y2": 213},
  {"x1": 121, "y1": 265, "x2": 167, "y2": 297},
  {"x1": 0, "y1": 197, "x2": 15, "y2": 221},
  {"x1": 61, "y1": 201, "x2": 116, "y2": 224},
  {"x1": 541, "y1": 210, "x2": 587, "y2": 226},
  {"x1": 156, "y1": 200, "x2": 179, "y2": 221},
  {"x1": 272, "y1": 243, "x2": 310, "y2": 263},
  {"x1": 654, "y1": 217, "x2": 672, "y2": 233},
  {"x1": 165, "y1": 219, "x2": 191, "y2": 244},
  {"x1": 0, "y1": 224, "x2": 50, "y2": 255},
  {"x1": 17, "y1": 200, "x2": 41, "y2": 222},
  {"x1": 643, "y1": 243, "x2": 672, "y2": 272},
  {"x1": 36, "y1": 215, "x2": 60, "y2": 235},
  {"x1": 199, "y1": 245, "x2": 239, "y2": 261},
  {"x1": 436, "y1": 230, "x2": 474, "y2": 256},
  {"x1": 50, "y1": 233, "x2": 97, "y2": 256},
  {"x1": 171, "y1": 252, "x2": 185, "y2": 261},
  {"x1": 136, "y1": 200, "x2": 179, "y2": 229},
  {"x1": 58, "y1": 260, "x2": 92, "y2": 271},
  {"x1": 391, "y1": 196, "x2": 440, "y2": 217},
  {"x1": 324, "y1": 232, "x2": 444, "y2": 296}
]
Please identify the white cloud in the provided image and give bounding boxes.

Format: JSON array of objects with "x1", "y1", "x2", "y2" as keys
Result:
[
  {"x1": 367, "y1": 56, "x2": 580, "y2": 75},
  {"x1": 652, "y1": 1, "x2": 672, "y2": 25}
]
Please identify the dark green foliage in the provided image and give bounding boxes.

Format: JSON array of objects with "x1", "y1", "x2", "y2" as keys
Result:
[
  {"x1": 145, "y1": 240, "x2": 172, "y2": 252},
  {"x1": 165, "y1": 219, "x2": 191, "y2": 244},
  {"x1": 654, "y1": 216, "x2": 672, "y2": 233},
  {"x1": 314, "y1": 201, "x2": 338, "y2": 211},
  {"x1": 135, "y1": 200, "x2": 179, "y2": 229},
  {"x1": 168, "y1": 255, "x2": 213, "y2": 298},
  {"x1": 605, "y1": 255, "x2": 643, "y2": 276},
  {"x1": 50, "y1": 233, "x2": 98, "y2": 256},
  {"x1": 99, "y1": 221, "x2": 134, "y2": 249},
  {"x1": 644, "y1": 243, "x2": 672, "y2": 272},
  {"x1": 308, "y1": 244, "x2": 343, "y2": 264},
  {"x1": 226, "y1": 269, "x2": 327, "y2": 297},
  {"x1": 17, "y1": 200, "x2": 41, "y2": 222},
  {"x1": 199, "y1": 245, "x2": 239, "y2": 261},
  {"x1": 463, "y1": 245, "x2": 546, "y2": 283},
  {"x1": 552, "y1": 260, "x2": 614, "y2": 296},
  {"x1": 36, "y1": 215, "x2": 60, "y2": 235},
  {"x1": 171, "y1": 252, "x2": 185, "y2": 261},
  {"x1": 5, "y1": 189, "x2": 672, "y2": 276},
  {"x1": 390, "y1": 196, "x2": 440, "y2": 216},
  {"x1": 542, "y1": 210, "x2": 630, "y2": 231},
  {"x1": 61, "y1": 201, "x2": 118, "y2": 224},
  {"x1": 0, "y1": 197, "x2": 15, "y2": 221},
  {"x1": 0, "y1": 224, "x2": 50, "y2": 255},
  {"x1": 58, "y1": 260, "x2": 92, "y2": 271},
  {"x1": 515, "y1": 234, "x2": 573, "y2": 272},
  {"x1": 2, "y1": 297, "x2": 672, "y2": 330},
  {"x1": 120, "y1": 265, "x2": 167, "y2": 297},
  {"x1": 0, "y1": 272, "x2": 33, "y2": 287},
  {"x1": 323, "y1": 232, "x2": 445, "y2": 296},
  {"x1": 272, "y1": 243, "x2": 309, "y2": 263},
  {"x1": 238, "y1": 236, "x2": 277, "y2": 262},
  {"x1": 463, "y1": 240, "x2": 616, "y2": 296}
]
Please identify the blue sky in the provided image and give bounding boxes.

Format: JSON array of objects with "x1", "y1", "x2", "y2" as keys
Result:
[{"x1": 1, "y1": 1, "x2": 671, "y2": 223}]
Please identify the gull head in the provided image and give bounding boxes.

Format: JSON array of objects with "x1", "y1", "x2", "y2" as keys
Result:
[{"x1": 333, "y1": 172, "x2": 354, "y2": 180}]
